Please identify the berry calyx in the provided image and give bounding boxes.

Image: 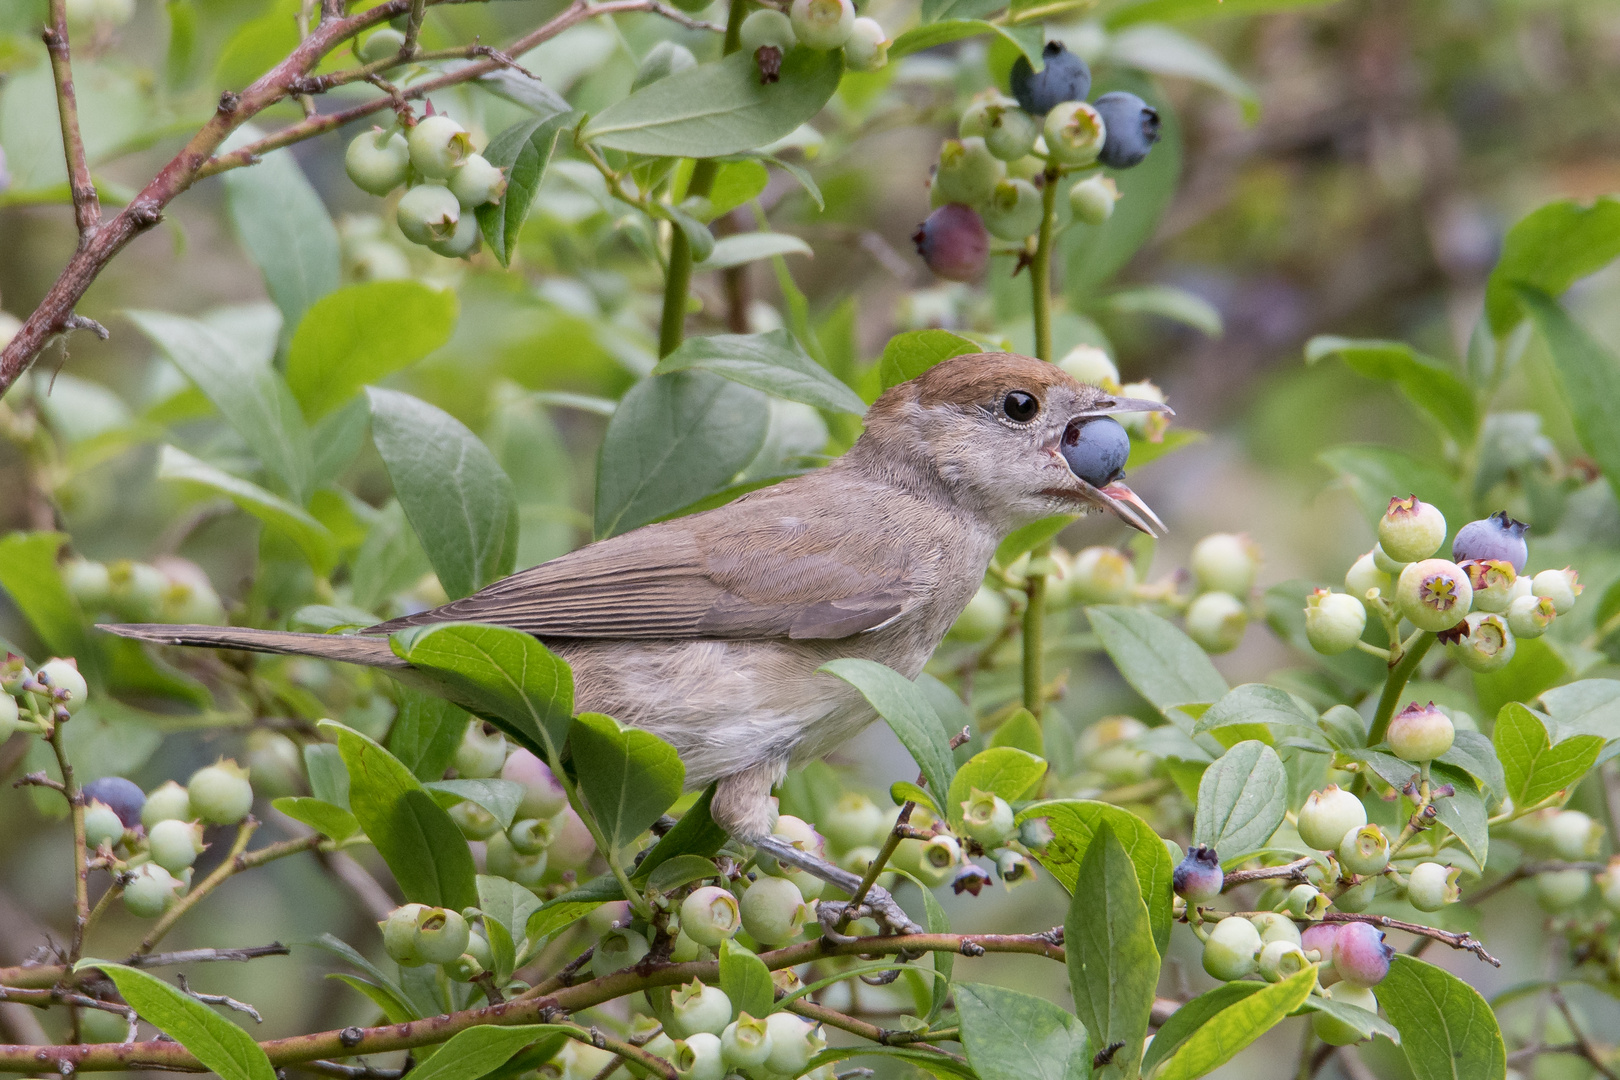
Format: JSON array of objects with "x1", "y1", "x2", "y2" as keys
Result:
[
  {"x1": 1068, "y1": 174, "x2": 1120, "y2": 225},
  {"x1": 673, "y1": 1033, "x2": 725, "y2": 1080},
  {"x1": 406, "y1": 114, "x2": 472, "y2": 179},
  {"x1": 1201, "y1": 915, "x2": 1262, "y2": 981},
  {"x1": 186, "y1": 759, "x2": 253, "y2": 824},
  {"x1": 1172, "y1": 844, "x2": 1223, "y2": 903},
  {"x1": 1298, "y1": 786, "x2": 1367, "y2": 852},
  {"x1": 508, "y1": 816, "x2": 554, "y2": 854},
  {"x1": 345, "y1": 127, "x2": 410, "y2": 196},
  {"x1": 1042, "y1": 101, "x2": 1106, "y2": 167},
  {"x1": 1451, "y1": 511, "x2": 1528, "y2": 572},
  {"x1": 720, "y1": 1014, "x2": 773, "y2": 1070},
  {"x1": 414, "y1": 906, "x2": 471, "y2": 965},
  {"x1": 680, "y1": 886, "x2": 741, "y2": 948},
  {"x1": 975, "y1": 103, "x2": 1039, "y2": 162},
  {"x1": 1385, "y1": 702, "x2": 1455, "y2": 763},
  {"x1": 1305, "y1": 589, "x2": 1367, "y2": 655},
  {"x1": 1092, "y1": 91, "x2": 1160, "y2": 168},
  {"x1": 1331, "y1": 921, "x2": 1393, "y2": 987},
  {"x1": 1185, "y1": 591, "x2": 1247, "y2": 654},
  {"x1": 671, "y1": 979, "x2": 733, "y2": 1038},
  {"x1": 997, "y1": 850, "x2": 1036, "y2": 884},
  {"x1": 1288, "y1": 883, "x2": 1329, "y2": 920},
  {"x1": 1449, "y1": 612, "x2": 1515, "y2": 673},
  {"x1": 1396, "y1": 558, "x2": 1472, "y2": 632},
  {"x1": 1406, "y1": 862, "x2": 1461, "y2": 911},
  {"x1": 1008, "y1": 41, "x2": 1091, "y2": 116},
  {"x1": 789, "y1": 0, "x2": 854, "y2": 50},
  {"x1": 1338, "y1": 824, "x2": 1391, "y2": 876},
  {"x1": 1459, "y1": 559, "x2": 1516, "y2": 613},
  {"x1": 1259, "y1": 940, "x2": 1311, "y2": 983},
  {"x1": 912, "y1": 204, "x2": 989, "y2": 282}
]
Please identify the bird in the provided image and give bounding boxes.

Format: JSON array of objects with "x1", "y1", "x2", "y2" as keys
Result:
[{"x1": 103, "y1": 352, "x2": 1168, "y2": 932}]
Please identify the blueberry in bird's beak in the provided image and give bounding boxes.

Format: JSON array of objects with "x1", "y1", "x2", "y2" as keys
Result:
[{"x1": 1059, "y1": 413, "x2": 1167, "y2": 537}]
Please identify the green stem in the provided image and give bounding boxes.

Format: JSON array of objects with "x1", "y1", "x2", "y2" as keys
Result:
[
  {"x1": 1366, "y1": 631, "x2": 1437, "y2": 744},
  {"x1": 1029, "y1": 167, "x2": 1059, "y2": 364},
  {"x1": 1019, "y1": 168, "x2": 1062, "y2": 718}
]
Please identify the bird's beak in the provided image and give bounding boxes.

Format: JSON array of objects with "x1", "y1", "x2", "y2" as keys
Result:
[
  {"x1": 1098, "y1": 480, "x2": 1166, "y2": 538},
  {"x1": 1072, "y1": 395, "x2": 1177, "y2": 419}
]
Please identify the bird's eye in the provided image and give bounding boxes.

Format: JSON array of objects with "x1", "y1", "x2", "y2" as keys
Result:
[
  {"x1": 1061, "y1": 416, "x2": 1130, "y2": 488},
  {"x1": 1003, "y1": 391, "x2": 1039, "y2": 423}
]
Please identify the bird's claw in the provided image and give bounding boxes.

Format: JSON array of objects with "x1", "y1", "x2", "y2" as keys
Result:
[{"x1": 817, "y1": 887, "x2": 923, "y2": 942}]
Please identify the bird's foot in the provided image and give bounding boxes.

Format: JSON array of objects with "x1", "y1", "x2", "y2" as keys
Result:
[{"x1": 751, "y1": 834, "x2": 923, "y2": 939}]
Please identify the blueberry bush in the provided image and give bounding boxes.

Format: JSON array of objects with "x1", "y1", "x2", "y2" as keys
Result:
[{"x1": 2, "y1": 0, "x2": 1620, "y2": 1078}]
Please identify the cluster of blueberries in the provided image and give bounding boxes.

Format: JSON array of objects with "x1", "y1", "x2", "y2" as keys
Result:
[{"x1": 914, "y1": 42, "x2": 1162, "y2": 281}]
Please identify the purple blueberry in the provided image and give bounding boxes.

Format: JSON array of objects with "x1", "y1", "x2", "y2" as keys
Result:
[
  {"x1": 1172, "y1": 844, "x2": 1223, "y2": 903},
  {"x1": 913, "y1": 204, "x2": 989, "y2": 282},
  {"x1": 82, "y1": 776, "x2": 145, "y2": 827},
  {"x1": 1060, "y1": 416, "x2": 1130, "y2": 489},
  {"x1": 1009, "y1": 41, "x2": 1092, "y2": 116},
  {"x1": 1451, "y1": 511, "x2": 1528, "y2": 573},
  {"x1": 1093, "y1": 91, "x2": 1161, "y2": 169},
  {"x1": 1331, "y1": 921, "x2": 1394, "y2": 987}
]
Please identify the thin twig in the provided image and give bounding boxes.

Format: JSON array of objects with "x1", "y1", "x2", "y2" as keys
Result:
[
  {"x1": 788, "y1": 999, "x2": 966, "y2": 1061},
  {"x1": 1549, "y1": 985, "x2": 1620, "y2": 1080},
  {"x1": 42, "y1": 0, "x2": 100, "y2": 235},
  {"x1": 135, "y1": 828, "x2": 323, "y2": 956},
  {"x1": 175, "y1": 974, "x2": 263, "y2": 1023},
  {"x1": 1223, "y1": 857, "x2": 1314, "y2": 888}
]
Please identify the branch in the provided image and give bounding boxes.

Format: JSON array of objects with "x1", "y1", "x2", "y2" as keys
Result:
[
  {"x1": 42, "y1": 0, "x2": 100, "y2": 235},
  {"x1": 1223, "y1": 857, "x2": 1314, "y2": 888},
  {"x1": 1319, "y1": 912, "x2": 1499, "y2": 967}
]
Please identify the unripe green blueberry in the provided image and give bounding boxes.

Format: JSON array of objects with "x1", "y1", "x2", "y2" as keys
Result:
[
  {"x1": 1312, "y1": 985, "x2": 1377, "y2": 1045},
  {"x1": 1305, "y1": 589, "x2": 1367, "y2": 655},
  {"x1": 1597, "y1": 858, "x2": 1620, "y2": 912},
  {"x1": 109, "y1": 560, "x2": 167, "y2": 621},
  {"x1": 1460, "y1": 559, "x2": 1516, "y2": 613},
  {"x1": 444, "y1": 930, "x2": 494, "y2": 981},
  {"x1": 1378, "y1": 495, "x2": 1446, "y2": 563},
  {"x1": 1080, "y1": 716, "x2": 1154, "y2": 784},
  {"x1": 680, "y1": 886, "x2": 741, "y2": 948},
  {"x1": 934, "y1": 138, "x2": 1005, "y2": 209},
  {"x1": 449, "y1": 800, "x2": 502, "y2": 839},
  {"x1": 499, "y1": 749, "x2": 568, "y2": 820},
  {"x1": 454, "y1": 724, "x2": 506, "y2": 779},
  {"x1": 187, "y1": 759, "x2": 253, "y2": 824},
  {"x1": 1406, "y1": 862, "x2": 1460, "y2": 911},
  {"x1": 740, "y1": 875, "x2": 812, "y2": 945},
  {"x1": 1071, "y1": 546, "x2": 1136, "y2": 603},
  {"x1": 821, "y1": 792, "x2": 888, "y2": 852},
  {"x1": 721, "y1": 1014, "x2": 773, "y2": 1070},
  {"x1": 1298, "y1": 786, "x2": 1367, "y2": 852},
  {"x1": 762, "y1": 1011, "x2": 824, "y2": 1075},
  {"x1": 1338, "y1": 824, "x2": 1390, "y2": 876},
  {"x1": 997, "y1": 850, "x2": 1036, "y2": 885},
  {"x1": 1043, "y1": 101, "x2": 1106, "y2": 167},
  {"x1": 982, "y1": 178, "x2": 1043, "y2": 241},
  {"x1": 839, "y1": 844, "x2": 884, "y2": 878},
  {"x1": 414, "y1": 906, "x2": 471, "y2": 965},
  {"x1": 63, "y1": 559, "x2": 112, "y2": 612},
  {"x1": 509, "y1": 816, "x2": 555, "y2": 854},
  {"x1": 1449, "y1": 612, "x2": 1515, "y2": 673},
  {"x1": 1371, "y1": 543, "x2": 1406, "y2": 576},
  {"x1": 1332, "y1": 921, "x2": 1393, "y2": 987},
  {"x1": 959, "y1": 788, "x2": 1015, "y2": 848},
  {"x1": 740, "y1": 9, "x2": 796, "y2": 54},
  {"x1": 397, "y1": 183, "x2": 461, "y2": 245},
  {"x1": 1258, "y1": 940, "x2": 1311, "y2": 983},
  {"x1": 592, "y1": 926, "x2": 651, "y2": 977},
  {"x1": 148, "y1": 818, "x2": 206, "y2": 874},
  {"x1": 83, "y1": 800, "x2": 127, "y2": 851},
  {"x1": 1507, "y1": 593, "x2": 1556, "y2": 638},
  {"x1": 345, "y1": 127, "x2": 410, "y2": 196},
  {"x1": 789, "y1": 0, "x2": 854, "y2": 50},
  {"x1": 1191, "y1": 533, "x2": 1261, "y2": 596},
  {"x1": 1058, "y1": 344, "x2": 1119, "y2": 388},
  {"x1": 0, "y1": 691, "x2": 20, "y2": 739},
  {"x1": 1507, "y1": 574, "x2": 1533, "y2": 603},
  {"x1": 562, "y1": 1040, "x2": 617, "y2": 1080},
  {"x1": 1344, "y1": 550, "x2": 1391, "y2": 603},
  {"x1": 1549, "y1": 810, "x2": 1599, "y2": 861},
  {"x1": 359, "y1": 28, "x2": 407, "y2": 64},
  {"x1": 1532, "y1": 567, "x2": 1582, "y2": 614},
  {"x1": 1385, "y1": 702, "x2": 1454, "y2": 763},
  {"x1": 949, "y1": 585, "x2": 1009, "y2": 642},
  {"x1": 842, "y1": 17, "x2": 888, "y2": 72},
  {"x1": 449, "y1": 153, "x2": 507, "y2": 208},
  {"x1": 1251, "y1": 911, "x2": 1302, "y2": 948},
  {"x1": 1396, "y1": 559, "x2": 1472, "y2": 632},
  {"x1": 1536, "y1": 868, "x2": 1591, "y2": 912},
  {"x1": 547, "y1": 806, "x2": 596, "y2": 872},
  {"x1": 1172, "y1": 844, "x2": 1223, "y2": 903},
  {"x1": 124, "y1": 863, "x2": 182, "y2": 918},
  {"x1": 673, "y1": 1033, "x2": 725, "y2": 1080},
  {"x1": 1068, "y1": 174, "x2": 1120, "y2": 225},
  {"x1": 669, "y1": 926, "x2": 705, "y2": 963},
  {"x1": 407, "y1": 114, "x2": 472, "y2": 179},
  {"x1": 431, "y1": 209, "x2": 484, "y2": 259},
  {"x1": 141, "y1": 780, "x2": 191, "y2": 828},
  {"x1": 918, "y1": 834, "x2": 962, "y2": 879},
  {"x1": 1201, "y1": 916, "x2": 1262, "y2": 981},
  {"x1": 977, "y1": 104, "x2": 1039, "y2": 162},
  {"x1": 381, "y1": 903, "x2": 427, "y2": 965},
  {"x1": 78, "y1": 1007, "x2": 128, "y2": 1045},
  {"x1": 1185, "y1": 591, "x2": 1247, "y2": 654},
  {"x1": 36, "y1": 658, "x2": 88, "y2": 716},
  {"x1": 670, "y1": 979, "x2": 733, "y2": 1038},
  {"x1": 1288, "y1": 883, "x2": 1329, "y2": 920},
  {"x1": 1334, "y1": 876, "x2": 1380, "y2": 912},
  {"x1": 771, "y1": 814, "x2": 826, "y2": 858}
]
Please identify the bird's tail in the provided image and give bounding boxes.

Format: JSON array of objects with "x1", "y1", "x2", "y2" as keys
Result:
[{"x1": 98, "y1": 624, "x2": 409, "y2": 668}]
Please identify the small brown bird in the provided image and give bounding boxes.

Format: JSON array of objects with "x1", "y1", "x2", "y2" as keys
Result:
[{"x1": 105, "y1": 352, "x2": 1167, "y2": 930}]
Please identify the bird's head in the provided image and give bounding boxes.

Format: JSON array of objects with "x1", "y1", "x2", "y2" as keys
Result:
[{"x1": 858, "y1": 351, "x2": 1170, "y2": 536}]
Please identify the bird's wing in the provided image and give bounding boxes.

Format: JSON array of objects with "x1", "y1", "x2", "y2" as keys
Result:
[{"x1": 367, "y1": 475, "x2": 932, "y2": 641}]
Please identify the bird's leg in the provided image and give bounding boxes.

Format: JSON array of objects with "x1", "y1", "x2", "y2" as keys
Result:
[{"x1": 751, "y1": 834, "x2": 923, "y2": 939}]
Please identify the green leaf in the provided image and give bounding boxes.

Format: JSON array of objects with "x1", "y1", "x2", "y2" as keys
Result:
[
  {"x1": 1539, "y1": 679, "x2": 1620, "y2": 741},
  {"x1": 425, "y1": 778, "x2": 526, "y2": 829},
  {"x1": 1437, "y1": 729, "x2": 1506, "y2": 802},
  {"x1": 593, "y1": 371, "x2": 770, "y2": 538},
  {"x1": 1148, "y1": 964, "x2": 1316, "y2": 1080},
  {"x1": 405, "y1": 1025, "x2": 576, "y2": 1080},
  {"x1": 652, "y1": 330, "x2": 867, "y2": 415},
  {"x1": 1103, "y1": 283, "x2": 1224, "y2": 337},
  {"x1": 699, "y1": 232, "x2": 813, "y2": 270},
  {"x1": 819, "y1": 658, "x2": 957, "y2": 804},
  {"x1": 1485, "y1": 196, "x2": 1620, "y2": 336},
  {"x1": 219, "y1": 126, "x2": 340, "y2": 340},
  {"x1": 1018, "y1": 800, "x2": 1173, "y2": 959},
  {"x1": 1519, "y1": 288, "x2": 1620, "y2": 505},
  {"x1": 1305, "y1": 336, "x2": 1477, "y2": 444},
  {"x1": 368, "y1": 387, "x2": 519, "y2": 599},
  {"x1": 128, "y1": 309, "x2": 313, "y2": 501},
  {"x1": 706, "y1": 160, "x2": 770, "y2": 218},
  {"x1": 305, "y1": 744, "x2": 350, "y2": 808},
  {"x1": 922, "y1": 0, "x2": 1004, "y2": 20},
  {"x1": 877, "y1": 329, "x2": 980, "y2": 390},
  {"x1": 1086, "y1": 606, "x2": 1227, "y2": 716},
  {"x1": 1140, "y1": 983, "x2": 1260, "y2": 1076},
  {"x1": 271, "y1": 796, "x2": 358, "y2": 839},
  {"x1": 286, "y1": 282, "x2": 458, "y2": 419},
  {"x1": 583, "y1": 48, "x2": 843, "y2": 157},
  {"x1": 1378, "y1": 955, "x2": 1506, "y2": 1080},
  {"x1": 637, "y1": 785, "x2": 729, "y2": 880},
  {"x1": 1429, "y1": 764, "x2": 1488, "y2": 866},
  {"x1": 646, "y1": 854, "x2": 721, "y2": 894},
  {"x1": 955, "y1": 983, "x2": 1091, "y2": 1080},
  {"x1": 1105, "y1": 0, "x2": 1344, "y2": 27},
  {"x1": 1493, "y1": 701, "x2": 1603, "y2": 809},
  {"x1": 1065, "y1": 824, "x2": 1160, "y2": 1080},
  {"x1": 351, "y1": 499, "x2": 432, "y2": 612},
  {"x1": 719, "y1": 938, "x2": 775, "y2": 1019},
  {"x1": 329, "y1": 973, "x2": 417, "y2": 1024},
  {"x1": 0, "y1": 531, "x2": 93, "y2": 671},
  {"x1": 1192, "y1": 684, "x2": 1321, "y2": 748},
  {"x1": 569, "y1": 712, "x2": 683, "y2": 853},
  {"x1": 945, "y1": 748, "x2": 1046, "y2": 826},
  {"x1": 477, "y1": 874, "x2": 543, "y2": 979},
  {"x1": 387, "y1": 689, "x2": 469, "y2": 784},
  {"x1": 76, "y1": 961, "x2": 275, "y2": 1080},
  {"x1": 663, "y1": 204, "x2": 716, "y2": 263},
  {"x1": 476, "y1": 111, "x2": 578, "y2": 267},
  {"x1": 1295, "y1": 994, "x2": 1400, "y2": 1044},
  {"x1": 389, "y1": 623, "x2": 574, "y2": 764},
  {"x1": 890, "y1": 20, "x2": 1043, "y2": 67},
  {"x1": 322, "y1": 720, "x2": 478, "y2": 911},
  {"x1": 157, "y1": 446, "x2": 335, "y2": 574},
  {"x1": 1193, "y1": 741, "x2": 1288, "y2": 859},
  {"x1": 1316, "y1": 445, "x2": 1465, "y2": 534}
]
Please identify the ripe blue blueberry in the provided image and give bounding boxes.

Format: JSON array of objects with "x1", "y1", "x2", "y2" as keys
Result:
[
  {"x1": 912, "y1": 204, "x2": 989, "y2": 282},
  {"x1": 83, "y1": 776, "x2": 145, "y2": 827},
  {"x1": 1060, "y1": 416, "x2": 1129, "y2": 489},
  {"x1": 1009, "y1": 41, "x2": 1091, "y2": 116},
  {"x1": 1093, "y1": 91, "x2": 1161, "y2": 168},
  {"x1": 1172, "y1": 844, "x2": 1223, "y2": 902},
  {"x1": 1451, "y1": 511, "x2": 1528, "y2": 573}
]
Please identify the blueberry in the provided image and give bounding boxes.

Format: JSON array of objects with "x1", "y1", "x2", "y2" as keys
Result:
[
  {"x1": 1172, "y1": 844, "x2": 1223, "y2": 902},
  {"x1": 1451, "y1": 511, "x2": 1529, "y2": 573},
  {"x1": 1009, "y1": 41, "x2": 1091, "y2": 116},
  {"x1": 912, "y1": 204, "x2": 989, "y2": 282},
  {"x1": 1331, "y1": 921, "x2": 1394, "y2": 987},
  {"x1": 1093, "y1": 91, "x2": 1161, "y2": 169},
  {"x1": 1060, "y1": 416, "x2": 1129, "y2": 488},
  {"x1": 82, "y1": 776, "x2": 145, "y2": 827}
]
